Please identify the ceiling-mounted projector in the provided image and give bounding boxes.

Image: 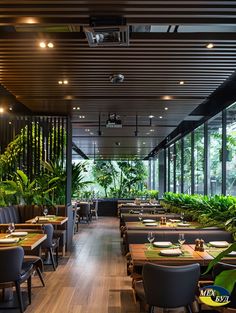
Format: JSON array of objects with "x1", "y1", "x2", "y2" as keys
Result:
[
  {"x1": 106, "y1": 113, "x2": 122, "y2": 128},
  {"x1": 109, "y1": 73, "x2": 124, "y2": 84},
  {"x1": 84, "y1": 17, "x2": 129, "y2": 47}
]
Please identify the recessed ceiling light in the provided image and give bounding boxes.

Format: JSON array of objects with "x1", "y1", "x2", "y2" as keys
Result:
[
  {"x1": 79, "y1": 115, "x2": 85, "y2": 119},
  {"x1": 150, "y1": 129, "x2": 154, "y2": 132},
  {"x1": 206, "y1": 43, "x2": 214, "y2": 49},
  {"x1": 179, "y1": 81, "x2": 185, "y2": 85},
  {"x1": 149, "y1": 115, "x2": 154, "y2": 119},
  {"x1": 159, "y1": 116, "x2": 163, "y2": 119},
  {"x1": 63, "y1": 80, "x2": 68, "y2": 85},
  {"x1": 9, "y1": 121, "x2": 12, "y2": 125},
  {"x1": 9, "y1": 106, "x2": 13, "y2": 111},
  {"x1": 58, "y1": 80, "x2": 63, "y2": 85},
  {"x1": 39, "y1": 41, "x2": 46, "y2": 48},
  {"x1": 47, "y1": 42, "x2": 54, "y2": 48},
  {"x1": 162, "y1": 95, "x2": 172, "y2": 100},
  {"x1": 0, "y1": 107, "x2": 4, "y2": 113},
  {"x1": 146, "y1": 132, "x2": 150, "y2": 135},
  {"x1": 85, "y1": 129, "x2": 90, "y2": 132},
  {"x1": 90, "y1": 132, "x2": 94, "y2": 135},
  {"x1": 164, "y1": 107, "x2": 168, "y2": 111},
  {"x1": 73, "y1": 107, "x2": 76, "y2": 110},
  {"x1": 142, "y1": 142, "x2": 146, "y2": 145},
  {"x1": 76, "y1": 107, "x2": 80, "y2": 110}
]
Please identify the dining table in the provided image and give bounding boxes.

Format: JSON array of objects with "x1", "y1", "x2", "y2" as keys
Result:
[
  {"x1": 129, "y1": 243, "x2": 236, "y2": 266},
  {"x1": 25, "y1": 215, "x2": 68, "y2": 226},
  {"x1": 0, "y1": 232, "x2": 47, "y2": 251},
  {"x1": 125, "y1": 221, "x2": 200, "y2": 231}
]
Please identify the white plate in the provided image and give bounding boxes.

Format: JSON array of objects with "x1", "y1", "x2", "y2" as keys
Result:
[
  {"x1": 0, "y1": 238, "x2": 19, "y2": 243},
  {"x1": 228, "y1": 251, "x2": 236, "y2": 256},
  {"x1": 143, "y1": 219, "x2": 156, "y2": 223},
  {"x1": 153, "y1": 241, "x2": 172, "y2": 248},
  {"x1": 177, "y1": 223, "x2": 191, "y2": 227},
  {"x1": 145, "y1": 223, "x2": 157, "y2": 226},
  {"x1": 209, "y1": 241, "x2": 229, "y2": 248},
  {"x1": 160, "y1": 248, "x2": 182, "y2": 256},
  {"x1": 169, "y1": 219, "x2": 181, "y2": 223},
  {"x1": 12, "y1": 232, "x2": 28, "y2": 237}
]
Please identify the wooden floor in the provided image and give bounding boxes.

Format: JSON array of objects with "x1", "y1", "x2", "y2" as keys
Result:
[{"x1": 22, "y1": 217, "x2": 139, "y2": 313}]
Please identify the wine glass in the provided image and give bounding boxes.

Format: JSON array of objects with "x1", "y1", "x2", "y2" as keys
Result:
[
  {"x1": 43, "y1": 208, "x2": 48, "y2": 217},
  {"x1": 138, "y1": 211, "x2": 143, "y2": 222},
  {"x1": 8, "y1": 222, "x2": 15, "y2": 234},
  {"x1": 147, "y1": 232, "x2": 155, "y2": 249},
  {"x1": 180, "y1": 212, "x2": 185, "y2": 223},
  {"x1": 178, "y1": 233, "x2": 185, "y2": 248}
]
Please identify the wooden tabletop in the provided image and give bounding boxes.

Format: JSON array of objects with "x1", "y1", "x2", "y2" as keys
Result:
[
  {"x1": 119, "y1": 203, "x2": 161, "y2": 208},
  {"x1": 125, "y1": 221, "x2": 200, "y2": 230},
  {"x1": 129, "y1": 244, "x2": 236, "y2": 266},
  {"x1": 0, "y1": 233, "x2": 47, "y2": 251},
  {"x1": 26, "y1": 216, "x2": 68, "y2": 225}
]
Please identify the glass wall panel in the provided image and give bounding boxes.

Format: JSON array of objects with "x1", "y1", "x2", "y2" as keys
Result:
[
  {"x1": 226, "y1": 103, "x2": 236, "y2": 196},
  {"x1": 165, "y1": 149, "x2": 169, "y2": 191},
  {"x1": 169, "y1": 144, "x2": 174, "y2": 191},
  {"x1": 175, "y1": 140, "x2": 182, "y2": 193},
  {"x1": 154, "y1": 158, "x2": 159, "y2": 190},
  {"x1": 183, "y1": 133, "x2": 192, "y2": 194},
  {"x1": 208, "y1": 113, "x2": 222, "y2": 195},
  {"x1": 194, "y1": 125, "x2": 204, "y2": 194}
]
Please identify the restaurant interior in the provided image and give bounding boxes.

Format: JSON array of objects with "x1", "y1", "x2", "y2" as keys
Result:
[{"x1": 0, "y1": 1, "x2": 236, "y2": 313}]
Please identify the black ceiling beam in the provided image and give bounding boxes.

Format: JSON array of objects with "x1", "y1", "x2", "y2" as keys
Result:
[
  {"x1": 2, "y1": 32, "x2": 236, "y2": 41},
  {"x1": 72, "y1": 141, "x2": 89, "y2": 160}
]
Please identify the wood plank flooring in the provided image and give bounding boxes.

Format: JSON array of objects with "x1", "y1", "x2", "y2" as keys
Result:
[{"x1": 23, "y1": 217, "x2": 139, "y2": 313}]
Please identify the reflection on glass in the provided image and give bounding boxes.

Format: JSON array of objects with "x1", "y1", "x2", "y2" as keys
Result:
[{"x1": 194, "y1": 125, "x2": 204, "y2": 194}]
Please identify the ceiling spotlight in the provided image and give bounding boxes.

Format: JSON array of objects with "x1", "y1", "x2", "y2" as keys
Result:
[
  {"x1": 47, "y1": 42, "x2": 54, "y2": 48},
  {"x1": 109, "y1": 73, "x2": 124, "y2": 84},
  {"x1": 90, "y1": 132, "x2": 94, "y2": 135},
  {"x1": 73, "y1": 107, "x2": 76, "y2": 110},
  {"x1": 79, "y1": 115, "x2": 85, "y2": 119},
  {"x1": 9, "y1": 106, "x2": 13, "y2": 111},
  {"x1": 159, "y1": 116, "x2": 163, "y2": 119},
  {"x1": 164, "y1": 107, "x2": 168, "y2": 111},
  {"x1": 149, "y1": 115, "x2": 154, "y2": 119},
  {"x1": 179, "y1": 81, "x2": 185, "y2": 85},
  {"x1": 150, "y1": 129, "x2": 154, "y2": 132},
  {"x1": 142, "y1": 142, "x2": 146, "y2": 145},
  {"x1": 146, "y1": 132, "x2": 150, "y2": 135},
  {"x1": 58, "y1": 80, "x2": 63, "y2": 85},
  {"x1": 206, "y1": 43, "x2": 214, "y2": 49},
  {"x1": 39, "y1": 41, "x2": 46, "y2": 48},
  {"x1": 162, "y1": 95, "x2": 172, "y2": 100},
  {"x1": 0, "y1": 107, "x2": 4, "y2": 113},
  {"x1": 63, "y1": 80, "x2": 68, "y2": 85},
  {"x1": 76, "y1": 107, "x2": 80, "y2": 110},
  {"x1": 85, "y1": 128, "x2": 90, "y2": 132},
  {"x1": 9, "y1": 121, "x2": 12, "y2": 125}
]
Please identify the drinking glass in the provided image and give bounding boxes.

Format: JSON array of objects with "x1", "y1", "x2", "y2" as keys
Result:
[
  {"x1": 8, "y1": 222, "x2": 15, "y2": 234},
  {"x1": 178, "y1": 233, "x2": 185, "y2": 247},
  {"x1": 43, "y1": 208, "x2": 48, "y2": 217},
  {"x1": 147, "y1": 232, "x2": 155, "y2": 249}
]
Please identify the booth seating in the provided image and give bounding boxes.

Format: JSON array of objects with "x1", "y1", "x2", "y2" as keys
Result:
[
  {"x1": 123, "y1": 229, "x2": 233, "y2": 255},
  {"x1": 0, "y1": 206, "x2": 67, "y2": 255},
  {"x1": 119, "y1": 207, "x2": 167, "y2": 215},
  {"x1": 120, "y1": 213, "x2": 181, "y2": 226}
]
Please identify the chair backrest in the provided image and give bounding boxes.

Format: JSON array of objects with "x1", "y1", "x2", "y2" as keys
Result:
[
  {"x1": 0, "y1": 246, "x2": 24, "y2": 283},
  {"x1": 42, "y1": 224, "x2": 54, "y2": 248},
  {"x1": 212, "y1": 262, "x2": 236, "y2": 308},
  {"x1": 0, "y1": 206, "x2": 21, "y2": 224},
  {"x1": 142, "y1": 262, "x2": 200, "y2": 308},
  {"x1": 79, "y1": 203, "x2": 90, "y2": 216}
]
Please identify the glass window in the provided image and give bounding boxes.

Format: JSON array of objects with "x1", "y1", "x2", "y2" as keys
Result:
[
  {"x1": 194, "y1": 125, "x2": 204, "y2": 194},
  {"x1": 165, "y1": 149, "x2": 169, "y2": 191},
  {"x1": 154, "y1": 158, "x2": 159, "y2": 190},
  {"x1": 226, "y1": 103, "x2": 236, "y2": 196},
  {"x1": 175, "y1": 140, "x2": 182, "y2": 193},
  {"x1": 208, "y1": 113, "x2": 222, "y2": 195},
  {"x1": 183, "y1": 133, "x2": 192, "y2": 194},
  {"x1": 169, "y1": 145, "x2": 174, "y2": 191}
]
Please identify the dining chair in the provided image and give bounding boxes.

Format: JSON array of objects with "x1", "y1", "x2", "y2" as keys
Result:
[
  {"x1": 134, "y1": 262, "x2": 200, "y2": 313},
  {"x1": 91, "y1": 200, "x2": 98, "y2": 219},
  {"x1": 23, "y1": 255, "x2": 45, "y2": 287},
  {"x1": 42, "y1": 224, "x2": 59, "y2": 271},
  {"x1": 78, "y1": 203, "x2": 91, "y2": 223},
  {"x1": 0, "y1": 246, "x2": 33, "y2": 313}
]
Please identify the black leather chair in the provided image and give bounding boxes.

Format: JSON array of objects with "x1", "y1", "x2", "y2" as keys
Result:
[
  {"x1": 78, "y1": 203, "x2": 91, "y2": 223},
  {"x1": 135, "y1": 262, "x2": 200, "y2": 313},
  {"x1": 23, "y1": 256, "x2": 45, "y2": 287},
  {"x1": 0, "y1": 246, "x2": 33, "y2": 313},
  {"x1": 42, "y1": 224, "x2": 59, "y2": 271}
]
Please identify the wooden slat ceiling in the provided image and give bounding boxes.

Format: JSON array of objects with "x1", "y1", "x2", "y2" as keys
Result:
[{"x1": 1, "y1": 1, "x2": 236, "y2": 159}]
